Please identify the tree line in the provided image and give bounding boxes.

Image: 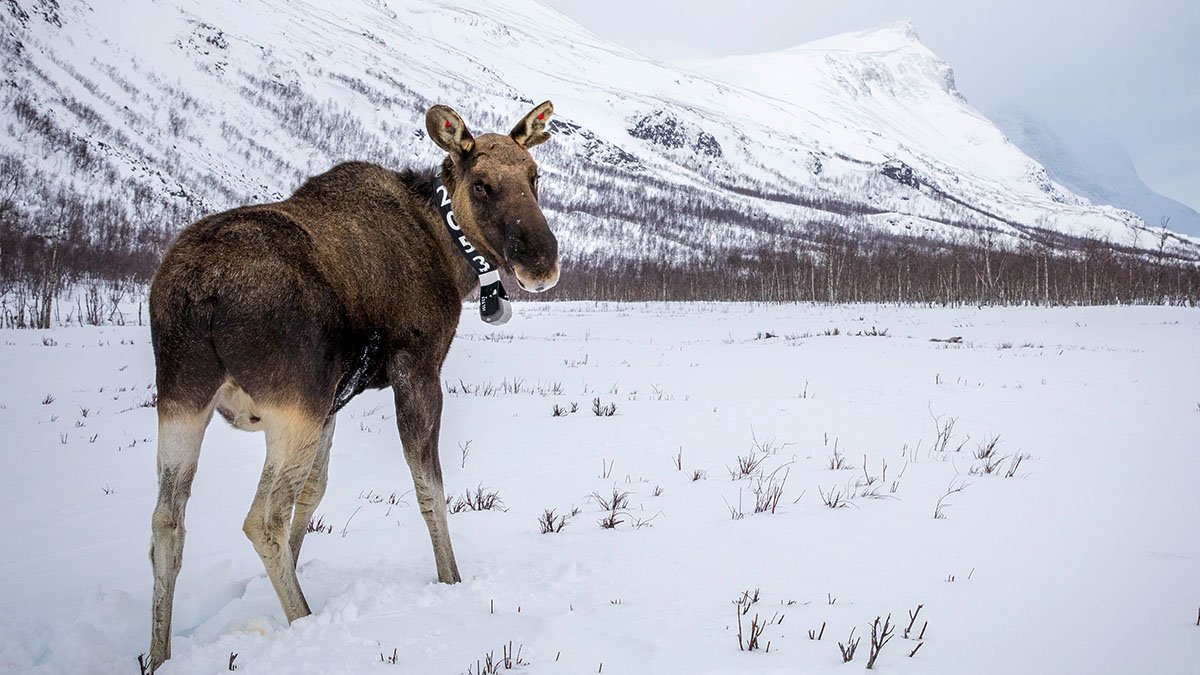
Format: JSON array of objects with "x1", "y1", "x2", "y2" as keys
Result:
[
  {"x1": 543, "y1": 225, "x2": 1200, "y2": 306},
  {"x1": 3, "y1": 187, "x2": 1199, "y2": 328}
]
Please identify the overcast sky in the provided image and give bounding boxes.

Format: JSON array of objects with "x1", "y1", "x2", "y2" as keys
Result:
[{"x1": 543, "y1": 0, "x2": 1200, "y2": 214}]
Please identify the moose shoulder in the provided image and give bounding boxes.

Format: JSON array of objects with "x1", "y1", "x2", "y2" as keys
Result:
[{"x1": 145, "y1": 101, "x2": 559, "y2": 672}]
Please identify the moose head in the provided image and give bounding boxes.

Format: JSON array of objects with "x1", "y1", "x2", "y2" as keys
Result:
[{"x1": 426, "y1": 101, "x2": 559, "y2": 293}]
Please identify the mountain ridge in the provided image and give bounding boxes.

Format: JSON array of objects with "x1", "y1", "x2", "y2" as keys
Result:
[{"x1": 2, "y1": 0, "x2": 1197, "y2": 277}]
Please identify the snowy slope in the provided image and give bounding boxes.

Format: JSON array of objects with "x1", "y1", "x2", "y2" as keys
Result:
[
  {"x1": 684, "y1": 21, "x2": 1193, "y2": 251},
  {"x1": 988, "y1": 106, "x2": 1200, "y2": 237},
  {"x1": 2, "y1": 1, "x2": 1197, "y2": 263}
]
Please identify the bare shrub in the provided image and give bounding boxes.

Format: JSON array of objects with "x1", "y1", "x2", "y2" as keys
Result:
[
  {"x1": 729, "y1": 451, "x2": 766, "y2": 480},
  {"x1": 853, "y1": 456, "x2": 896, "y2": 499},
  {"x1": 307, "y1": 515, "x2": 333, "y2": 534},
  {"x1": 752, "y1": 468, "x2": 788, "y2": 514},
  {"x1": 969, "y1": 435, "x2": 1009, "y2": 475},
  {"x1": 838, "y1": 627, "x2": 860, "y2": 662},
  {"x1": 631, "y1": 512, "x2": 662, "y2": 529},
  {"x1": 933, "y1": 479, "x2": 970, "y2": 519},
  {"x1": 724, "y1": 491, "x2": 745, "y2": 521},
  {"x1": 446, "y1": 378, "x2": 534, "y2": 397},
  {"x1": 902, "y1": 604, "x2": 924, "y2": 639},
  {"x1": 589, "y1": 489, "x2": 630, "y2": 529},
  {"x1": 737, "y1": 611, "x2": 771, "y2": 652},
  {"x1": 358, "y1": 489, "x2": 412, "y2": 507},
  {"x1": 729, "y1": 586, "x2": 758, "y2": 612},
  {"x1": 448, "y1": 485, "x2": 507, "y2": 513},
  {"x1": 549, "y1": 399, "x2": 578, "y2": 416},
  {"x1": 466, "y1": 641, "x2": 526, "y2": 674},
  {"x1": 749, "y1": 429, "x2": 789, "y2": 455},
  {"x1": 591, "y1": 397, "x2": 617, "y2": 416},
  {"x1": 930, "y1": 409, "x2": 963, "y2": 453},
  {"x1": 970, "y1": 457, "x2": 1005, "y2": 475},
  {"x1": 733, "y1": 589, "x2": 780, "y2": 652},
  {"x1": 857, "y1": 455, "x2": 879, "y2": 487},
  {"x1": 866, "y1": 614, "x2": 895, "y2": 669},
  {"x1": 819, "y1": 483, "x2": 854, "y2": 509},
  {"x1": 537, "y1": 508, "x2": 570, "y2": 534},
  {"x1": 1004, "y1": 452, "x2": 1030, "y2": 478},
  {"x1": 973, "y1": 435, "x2": 1001, "y2": 461},
  {"x1": 827, "y1": 438, "x2": 853, "y2": 470}
]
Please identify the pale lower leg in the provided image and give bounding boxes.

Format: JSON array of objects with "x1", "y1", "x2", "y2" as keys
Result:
[
  {"x1": 148, "y1": 409, "x2": 211, "y2": 671},
  {"x1": 288, "y1": 416, "x2": 335, "y2": 566},
  {"x1": 243, "y1": 410, "x2": 324, "y2": 623},
  {"x1": 410, "y1": 468, "x2": 461, "y2": 583}
]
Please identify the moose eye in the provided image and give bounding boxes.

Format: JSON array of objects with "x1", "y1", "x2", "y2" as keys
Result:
[{"x1": 472, "y1": 181, "x2": 488, "y2": 199}]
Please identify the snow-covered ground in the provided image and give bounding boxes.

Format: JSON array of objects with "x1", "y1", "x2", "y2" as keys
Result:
[{"x1": 1, "y1": 302, "x2": 1197, "y2": 674}]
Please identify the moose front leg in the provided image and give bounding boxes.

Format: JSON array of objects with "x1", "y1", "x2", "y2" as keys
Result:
[{"x1": 392, "y1": 364, "x2": 461, "y2": 584}]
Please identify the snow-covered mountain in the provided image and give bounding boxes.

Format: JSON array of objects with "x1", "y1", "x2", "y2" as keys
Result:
[
  {"x1": 987, "y1": 106, "x2": 1200, "y2": 238},
  {"x1": 2, "y1": 0, "x2": 1196, "y2": 267}
]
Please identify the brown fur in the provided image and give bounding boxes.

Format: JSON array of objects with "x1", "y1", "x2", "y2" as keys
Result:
[{"x1": 146, "y1": 102, "x2": 558, "y2": 671}]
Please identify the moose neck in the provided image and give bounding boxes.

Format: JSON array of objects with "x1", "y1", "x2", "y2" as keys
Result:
[{"x1": 427, "y1": 163, "x2": 492, "y2": 302}]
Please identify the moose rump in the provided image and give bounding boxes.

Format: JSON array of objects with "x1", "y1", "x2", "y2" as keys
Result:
[{"x1": 148, "y1": 206, "x2": 368, "y2": 650}]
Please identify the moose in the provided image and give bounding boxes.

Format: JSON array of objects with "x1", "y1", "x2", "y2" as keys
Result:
[{"x1": 146, "y1": 101, "x2": 559, "y2": 671}]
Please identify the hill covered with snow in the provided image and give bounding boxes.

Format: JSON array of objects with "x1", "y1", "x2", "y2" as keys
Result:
[{"x1": 2, "y1": 0, "x2": 1197, "y2": 272}]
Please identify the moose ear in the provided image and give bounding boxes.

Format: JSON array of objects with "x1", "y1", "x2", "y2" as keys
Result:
[
  {"x1": 426, "y1": 105, "x2": 475, "y2": 158},
  {"x1": 510, "y1": 100, "x2": 553, "y2": 149}
]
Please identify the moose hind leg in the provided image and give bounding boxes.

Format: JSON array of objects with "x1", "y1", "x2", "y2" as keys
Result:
[
  {"x1": 149, "y1": 405, "x2": 214, "y2": 671},
  {"x1": 394, "y1": 367, "x2": 461, "y2": 584},
  {"x1": 288, "y1": 415, "x2": 336, "y2": 567},
  {"x1": 243, "y1": 407, "x2": 326, "y2": 623}
]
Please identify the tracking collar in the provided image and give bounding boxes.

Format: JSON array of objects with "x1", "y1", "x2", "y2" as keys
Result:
[{"x1": 433, "y1": 176, "x2": 512, "y2": 325}]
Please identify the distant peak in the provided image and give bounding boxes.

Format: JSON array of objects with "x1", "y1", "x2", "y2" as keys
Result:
[
  {"x1": 867, "y1": 20, "x2": 920, "y2": 41},
  {"x1": 790, "y1": 19, "x2": 925, "y2": 54}
]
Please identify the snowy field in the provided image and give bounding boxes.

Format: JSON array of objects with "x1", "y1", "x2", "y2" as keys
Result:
[{"x1": 0, "y1": 302, "x2": 1197, "y2": 674}]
